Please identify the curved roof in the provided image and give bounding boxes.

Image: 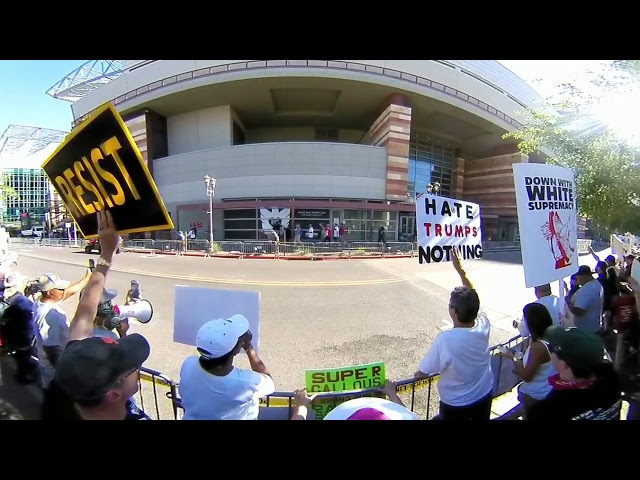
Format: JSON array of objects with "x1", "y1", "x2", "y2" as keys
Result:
[{"x1": 0, "y1": 125, "x2": 68, "y2": 169}]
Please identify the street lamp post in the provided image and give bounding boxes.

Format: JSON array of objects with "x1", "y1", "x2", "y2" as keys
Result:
[{"x1": 204, "y1": 175, "x2": 217, "y2": 246}]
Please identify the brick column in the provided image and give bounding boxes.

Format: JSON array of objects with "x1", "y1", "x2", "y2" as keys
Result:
[{"x1": 367, "y1": 95, "x2": 412, "y2": 201}]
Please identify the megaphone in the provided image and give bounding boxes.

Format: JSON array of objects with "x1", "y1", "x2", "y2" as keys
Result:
[{"x1": 113, "y1": 299, "x2": 153, "y2": 324}]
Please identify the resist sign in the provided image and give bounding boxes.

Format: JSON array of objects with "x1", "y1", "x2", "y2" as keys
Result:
[
  {"x1": 41, "y1": 103, "x2": 174, "y2": 238},
  {"x1": 416, "y1": 193, "x2": 482, "y2": 264}
]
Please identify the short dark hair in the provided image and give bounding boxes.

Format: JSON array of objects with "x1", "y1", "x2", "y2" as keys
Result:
[
  {"x1": 449, "y1": 286, "x2": 480, "y2": 324},
  {"x1": 198, "y1": 337, "x2": 242, "y2": 370},
  {"x1": 523, "y1": 303, "x2": 553, "y2": 340}
]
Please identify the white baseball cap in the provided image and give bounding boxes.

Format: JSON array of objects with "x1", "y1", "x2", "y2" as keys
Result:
[
  {"x1": 323, "y1": 397, "x2": 419, "y2": 420},
  {"x1": 35, "y1": 273, "x2": 71, "y2": 292},
  {"x1": 196, "y1": 314, "x2": 250, "y2": 359}
]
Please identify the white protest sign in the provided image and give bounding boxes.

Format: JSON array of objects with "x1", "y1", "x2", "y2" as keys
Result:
[
  {"x1": 611, "y1": 234, "x2": 633, "y2": 259},
  {"x1": 416, "y1": 193, "x2": 482, "y2": 264},
  {"x1": 513, "y1": 163, "x2": 578, "y2": 288},
  {"x1": 173, "y1": 286, "x2": 261, "y2": 353}
]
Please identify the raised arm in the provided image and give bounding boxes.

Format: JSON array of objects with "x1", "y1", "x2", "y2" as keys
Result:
[
  {"x1": 67, "y1": 210, "x2": 119, "y2": 343},
  {"x1": 451, "y1": 247, "x2": 473, "y2": 289},
  {"x1": 61, "y1": 269, "x2": 92, "y2": 301}
]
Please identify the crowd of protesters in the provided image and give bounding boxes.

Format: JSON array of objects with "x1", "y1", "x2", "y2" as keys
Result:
[{"x1": 0, "y1": 209, "x2": 633, "y2": 420}]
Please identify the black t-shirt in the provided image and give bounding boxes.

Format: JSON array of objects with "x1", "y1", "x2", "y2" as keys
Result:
[
  {"x1": 41, "y1": 340, "x2": 151, "y2": 420},
  {"x1": 527, "y1": 365, "x2": 621, "y2": 420}
]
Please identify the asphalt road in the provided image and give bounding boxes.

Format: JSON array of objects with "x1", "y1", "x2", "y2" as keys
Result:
[{"x1": 7, "y1": 244, "x2": 548, "y2": 394}]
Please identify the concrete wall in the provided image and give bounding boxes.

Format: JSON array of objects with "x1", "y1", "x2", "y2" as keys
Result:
[
  {"x1": 167, "y1": 106, "x2": 233, "y2": 155},
  {"x1": 153, "y1": 142, "x2": 388, "y2": 219},
  {"x1": 245, "y1": 127, "x2": 366, "y2": 144}
]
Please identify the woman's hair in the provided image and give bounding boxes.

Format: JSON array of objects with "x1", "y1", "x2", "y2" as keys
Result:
[
  {"x1": 596, "y1": 261, "x2": 607, "y2": 276},
  {"x1": 523, "y1": 302, "x2": 553, "y2": 341}
]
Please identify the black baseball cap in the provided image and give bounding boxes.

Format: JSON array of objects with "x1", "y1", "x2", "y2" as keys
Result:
[
  {"x1": 54, "y1": 334, "x2": 150, "y2": 402},
  {"x1": 575, "y1": 265, "x2": 595, "y2": 276}
]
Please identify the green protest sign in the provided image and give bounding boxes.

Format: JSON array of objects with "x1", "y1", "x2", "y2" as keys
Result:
[{"x1": 304, "y1": 362, "x2": 386, "y2": 419}]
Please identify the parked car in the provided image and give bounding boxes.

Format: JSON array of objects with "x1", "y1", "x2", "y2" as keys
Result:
[{"x1": 84, "y1": 237, "x2": 122, "y2": 254}]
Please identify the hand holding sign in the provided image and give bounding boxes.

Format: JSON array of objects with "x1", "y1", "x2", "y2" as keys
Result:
[{"x1": 96, "y1": 209, "x2": 119, "y2": 258}]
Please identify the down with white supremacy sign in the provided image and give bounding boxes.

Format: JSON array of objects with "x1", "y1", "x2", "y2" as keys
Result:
[
  {"x1": 416, "y1": 193, "x2": 482, "y2": 264},
  {"x1": 513, "y1": 163, "x2": 577, "y2": 288}
]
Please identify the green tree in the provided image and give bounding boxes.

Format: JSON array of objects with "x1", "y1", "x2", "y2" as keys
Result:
[{"x1": 504, "y1": 66, "x2": 640, "y2": 234}]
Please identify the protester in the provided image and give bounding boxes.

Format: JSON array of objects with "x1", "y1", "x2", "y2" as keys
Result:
[
  {"x1": 566, "y1": 265, "x2": 604, "y2": 333},
  {"x1": 514, "y1": 283, "x2": 561, "y2": 336},
  {"x1": 41, "y1": 210, "x2": 152, "y2": 420},
  {"x1": 33, "y1": 269, "x2": 91, "y2": 386},
  {"x1": 414, "y1": 248, "x2": 493, "y2": 420},
  {"x1": 290, "y1": 381, "x2": 418, "y2": 420},
  {"x1": 0, "y1": 272, "x2": 39, "y2": 384},
  {"x1": 178, "y1": 315, "x2": 275, "y2": 420},
  {"x1": 527, "y1": 326, "x2": 621, "y2": 420},
  {"x1": 500, "y1": 303, "x2": 556, "y2": 418}
]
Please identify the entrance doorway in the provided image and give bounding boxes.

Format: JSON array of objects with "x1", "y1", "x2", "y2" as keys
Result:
[
  {"x1": 331, "y1": 209, "x2": 344, "y2": 237},
  {"x1": 399, "y1": 214, "x2": 416, "y2": 242}
]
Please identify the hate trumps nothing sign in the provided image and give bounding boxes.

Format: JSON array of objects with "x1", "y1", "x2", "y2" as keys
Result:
[{"x1": 416, "y1": 193, "x2": 482, "y2": 264}]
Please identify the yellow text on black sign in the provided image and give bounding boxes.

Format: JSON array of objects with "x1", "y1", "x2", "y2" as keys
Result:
[{"x1": 55, "y1": 136, "x2": 141, "y2": 219}]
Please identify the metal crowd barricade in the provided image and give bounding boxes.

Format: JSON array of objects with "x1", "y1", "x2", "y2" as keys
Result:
[
  {"x1": 122, "y1": 239, "x2": 156, "y2": 251},
  {"x1": 135, "y1": 366, "x2": 181, "y2": 420},
  {"x1": 384, "y1": 242, "x2": 414, "y2": 256},
  {"x1": 242, "y1": 240, "x2": 279, "y2": 256},
  {"x1": 161, "y1": 333, "x2": 526, "y2": 421},
  {"x1": 22, "y1": 238, "x2": 420, "y2": 260},
  {"x1": 346, "y1": 241, "x2": 385, "y2": 257}
]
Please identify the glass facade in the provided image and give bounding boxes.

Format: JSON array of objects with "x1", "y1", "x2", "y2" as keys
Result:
[
  {"x1": 407, "y1": 138, "x2": 454, "y2": 198},
  {"x1": 222, "y1": 207, "x2": 399, "y2": 242},
  {"x1": 1, "y1": 168, "x2": 53, "y2": 225}
]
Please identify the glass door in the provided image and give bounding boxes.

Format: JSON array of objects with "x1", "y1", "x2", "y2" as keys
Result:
[{"x1": 399, "y1": 214, "x2": 416, "y2": 242}]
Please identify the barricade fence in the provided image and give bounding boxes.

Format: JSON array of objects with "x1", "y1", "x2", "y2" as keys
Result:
[
  {"x1": 11, "y1": 237, "x2": 415, "y2": 259},
  {"x1": 136, "y1": 333, "x2": 526, "y2": 420}
]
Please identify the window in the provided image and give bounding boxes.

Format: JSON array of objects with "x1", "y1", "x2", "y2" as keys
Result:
[
  {"x1": 224, "y1": 209, "x2": 258, "y2": 240},
  {"x1": 408, "y1": 139, "x2": 454, "y2": 198}
]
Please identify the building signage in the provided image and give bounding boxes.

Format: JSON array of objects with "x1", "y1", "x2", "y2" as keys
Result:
[{"x1": 294, "y1": 209, "x2": 329, "y2": 219}]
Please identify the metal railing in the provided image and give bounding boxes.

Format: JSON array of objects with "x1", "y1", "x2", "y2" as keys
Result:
[
  {"x1": 138, "y1": 334, "x2": 527, "y2": 420},
  {"x1": 72, "y1": 60, "x2": 524, "y2": 129},
  {"x1": 119, "y1": 239, "x2": 416, "y2": 259}
]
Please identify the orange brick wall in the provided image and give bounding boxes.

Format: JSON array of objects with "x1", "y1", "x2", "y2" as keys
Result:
[{"x1": 368, "y1": 104, "x2": 412, "y2": 201}]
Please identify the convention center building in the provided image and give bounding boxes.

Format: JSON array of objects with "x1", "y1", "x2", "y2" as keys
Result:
[{"x1": 49, "y1": 60, "x2": 545, "y2": 242}]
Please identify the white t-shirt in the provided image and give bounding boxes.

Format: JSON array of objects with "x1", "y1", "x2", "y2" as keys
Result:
[
  {"x1": 418, "y1": 310, "x2": 493, "y2": 407},
  {"x1": 518, "y1": 295, "x2": 562, "y2": 337},
  {"x1": 178, "y1": 356, "x2": 276, "y2": 420}
]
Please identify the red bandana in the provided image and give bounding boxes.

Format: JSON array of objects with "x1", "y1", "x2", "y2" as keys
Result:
[{"x1": 548, "y1": 373, "x2": 595, "y2": 390}]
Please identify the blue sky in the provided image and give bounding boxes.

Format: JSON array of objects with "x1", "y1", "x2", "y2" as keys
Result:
[
  {"x1": 0, "y1": 60, "x2": 86, "y2": 136},
  {"x1": 0, "y1": 60, "x2": 610, "y2": 139}
]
